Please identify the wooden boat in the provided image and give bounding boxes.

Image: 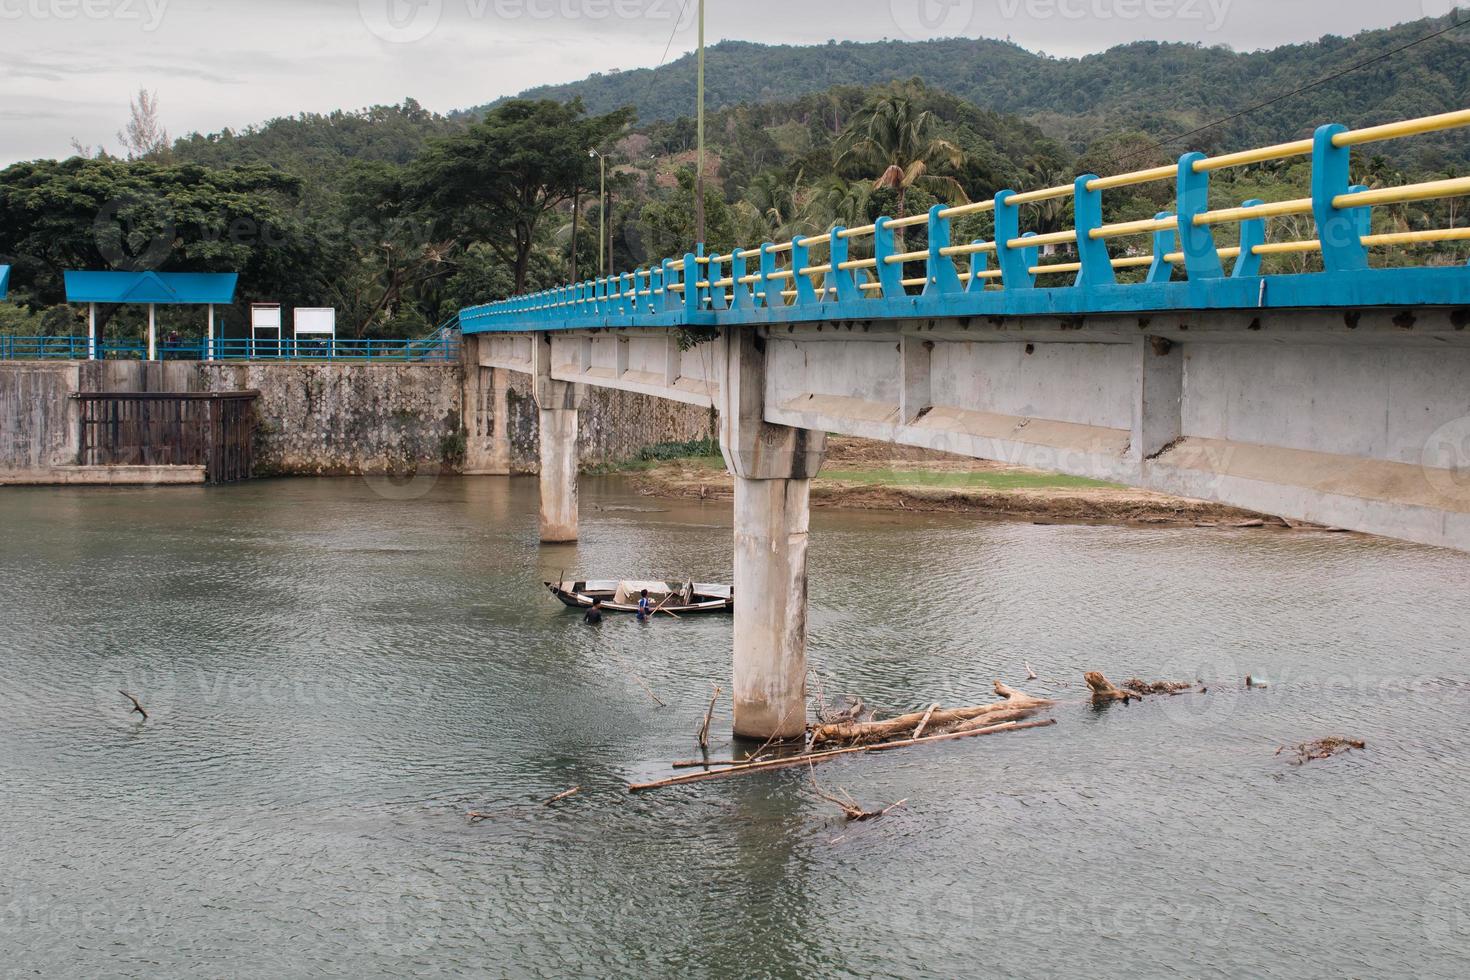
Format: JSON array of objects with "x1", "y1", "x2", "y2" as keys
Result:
[{"x1": 546, "y1": 579, "x2": 734, "y2": 615}]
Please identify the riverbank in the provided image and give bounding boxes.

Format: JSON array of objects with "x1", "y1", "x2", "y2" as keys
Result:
[{"x1": 619, "y1": 437, "x2": 1315, "y2": 529}]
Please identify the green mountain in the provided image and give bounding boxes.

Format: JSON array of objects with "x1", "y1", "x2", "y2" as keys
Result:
[{"x1": 490, "y1": 16, "x2": 1470, "y2": 158}]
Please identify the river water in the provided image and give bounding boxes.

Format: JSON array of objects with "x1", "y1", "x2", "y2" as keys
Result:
[{"x1": 2, "y1": 475, "x2": 1469, "y2": 978}]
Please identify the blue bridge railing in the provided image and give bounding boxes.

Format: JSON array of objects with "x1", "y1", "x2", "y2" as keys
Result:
[
  {"x1": 0, "y1": 334, "x2": 461, "y2": 363},
  {"x1": 461, "y1": 110, "x2": 1470, "y2": 334}
]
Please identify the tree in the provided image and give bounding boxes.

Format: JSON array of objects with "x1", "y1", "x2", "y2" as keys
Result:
[
  {"x1": 834, "y1": 87, "x2": 967, "y2": 248},
  {"x1": 407, "y1": 99, "x2": 633, "y2": 292},
  {"x1": 0, "y1": 157, "x2": 330, "y2": 335},
  {"x1": 119, "y1": 89, "x2": 170, "y2": 161},
  {"x1": 640, "y1": 167, "x2": 736, "y2": 261}
]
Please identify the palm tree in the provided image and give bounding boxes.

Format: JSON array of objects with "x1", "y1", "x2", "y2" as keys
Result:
[{"x1": 834, "y1": 91, "x2": 968, "y2": 248}]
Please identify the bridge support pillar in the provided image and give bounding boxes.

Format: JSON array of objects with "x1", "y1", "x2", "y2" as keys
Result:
[
  {"x1": 1133, "y1": 335, "x2": 1184, "y2": 466},
  {"x1": 534, "y1": 336, "x2": 583, "y2": 543},
  {"x1": 718, "y1": 328, "x2": 827, "y2": 741}
]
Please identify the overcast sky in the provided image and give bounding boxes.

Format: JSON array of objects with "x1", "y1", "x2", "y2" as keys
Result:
[{"x1": 0, "y1": 0, "x2": 1452, "y2": 165}]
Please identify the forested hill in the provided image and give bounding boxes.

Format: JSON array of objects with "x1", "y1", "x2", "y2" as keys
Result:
[{"x1": 490, "y1": 15, "x2": 1469, "y2": 153}]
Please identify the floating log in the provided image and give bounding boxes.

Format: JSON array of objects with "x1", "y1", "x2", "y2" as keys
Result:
[
  {"x1": 810, "y1": 681, "x2": 1053, "y2": 746},
  {"x1": 1085, "y1": 672, "x2": 1139, "y2": 703},
  {"x1": 1123, "y1": 678, "x2": 1197, "y2": 696},
  {"x1": 1277, "y1": 738, "x2": 1365, "y2": 765},
  {"x1": 628, "y1": 718, "x2": 1057, "y2": 792}
]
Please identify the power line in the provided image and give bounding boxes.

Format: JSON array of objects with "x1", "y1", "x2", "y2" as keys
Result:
[
  {"x1": 657, "y1": 0, "x2": 694, "y2": 72},
  {"x1": 1120, "y1": 13, "x2": 1469, "y2": 167}
]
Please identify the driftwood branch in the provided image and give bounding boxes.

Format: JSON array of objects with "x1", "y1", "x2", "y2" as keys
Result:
[
  {"x1": 629, "y1": 718, "x2": 1057, "y2": 792},
  {"x1": 811, "y1": 681, "x2": 1053, "y2": 745},
  {"x1": 469, "y1": 786, "x2": 581, "y2": 822},
  {"x1": 911, "y1": 703, "x2": 940, "y2": 740},
  {"x1": 119, "y1": 691, "x2": 148, "y2": 720},
  {"x1": 697, "y1": 686, "x2": 721, "y2": 752},
  {"x1": 1277, "y1": 738, "x2": 1365, "y2": 765},
  {"x1": 1085, "y1": 672, "x2": 1140, "y2": 703}
]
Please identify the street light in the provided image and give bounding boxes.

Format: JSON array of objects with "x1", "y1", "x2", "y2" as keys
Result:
[{"x1": 588, "y1": 147, "x2": 607, "y2": 278}]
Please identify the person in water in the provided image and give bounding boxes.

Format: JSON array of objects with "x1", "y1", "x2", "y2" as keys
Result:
[
  {"x1": 636, "y1": 590, "x2": 653, "y2": 623},
  {"x1": 584, "y1": 599, "x2": 604, "y2": 625}
]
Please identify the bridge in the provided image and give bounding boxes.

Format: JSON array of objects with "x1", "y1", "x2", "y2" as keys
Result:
[{"x1": 459, "y1": 112, "x2": 1470, "y2": 740}]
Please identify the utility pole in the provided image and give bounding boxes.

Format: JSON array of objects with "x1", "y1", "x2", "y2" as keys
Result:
[
  {"x1": 694, "y1": 0, "x2": 706, "y2": 251},
  {"x1": 588, "y1": 148, "x2": 607, "y2": 277}
]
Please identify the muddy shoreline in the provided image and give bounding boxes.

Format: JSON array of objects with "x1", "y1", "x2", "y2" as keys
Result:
[{"x1": 623, "y1": 438, "x2": 1345, "y2": 532}]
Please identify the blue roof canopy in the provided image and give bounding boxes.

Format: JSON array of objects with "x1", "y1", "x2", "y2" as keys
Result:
[
  {"x1": 0, "y1": 265, "x2": 10, "y2": 300},
  {"x1": 64, "y1": 271, "x2": 238, "y2": 305}
]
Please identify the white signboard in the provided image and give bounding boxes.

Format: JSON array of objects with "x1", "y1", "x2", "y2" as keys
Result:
[
  {"x1": 294, "y1": 308, "x2": 336, "y2": 337},
  {"x1": 250, "y1": 304, "x2": 282, "y2": 332}
]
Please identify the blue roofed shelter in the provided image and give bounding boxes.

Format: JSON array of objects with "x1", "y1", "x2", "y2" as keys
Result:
[
  {"x1": 0, "y1": 265, "x2": 10, "y2": 301},
  {"x1": 64, "y1": 270, "x2": 238, "y2": 361}
]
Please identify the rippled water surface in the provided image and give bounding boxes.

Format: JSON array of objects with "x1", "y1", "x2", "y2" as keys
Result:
[{"x1": 3, "y1": 476, "x2": 1470, "y2": 978}]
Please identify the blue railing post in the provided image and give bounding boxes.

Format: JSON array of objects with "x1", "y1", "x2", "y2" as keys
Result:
[
  {"x1": 872, "y1": 218, "x2": 906, "y2": 298},
  {"x1": 708, "y1": 255, "x2": 729, "y2": 311},
  {"x1": 758, "y1": 243, "x2": 780, "y2": 308},
  {"x1": 683, "y1": 253, "x2": 702, "y2": 317},
  {"x1": 966, "y1": 244, "x2": 990, "y2": 293},
  {"x1": 924, "y1": 204, "x2": 964, "y2": 296},
  {"x1": 1176, "y1": 152, "x2": 1224, "y2": 280},
  {"x1": 826, "y1": 228, "x2": 860, "y2": 303},
  {"x1": 1312, "y1": 124, "x2": 1370, "y2": 274},
  {"x1": 1072, "y1": 175, "x2": 1116, "y2": 288},
  {"x1": 1233, "y1": 200, "x2": 1267, "y2": 278},
  {"x1": 992, "y1": 191, "x2": 1035, "y2": 291},
  {"x1": 729, "y1": 249, "x2": 753, "y2": 309},
  {"x1": 791, "y1": 237, "x2": 820, "y2": 305},
  {"x1": 1146, "y1": 214, "x2": 1176, "y2": 283}
]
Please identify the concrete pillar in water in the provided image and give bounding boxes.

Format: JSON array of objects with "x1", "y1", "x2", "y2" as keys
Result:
[
  {"x1": 534, "y1": 335, "x2": 583, "y2": 543},
  {"x1": 717, "y1": 329, "x2": 827, "y2": 740}
]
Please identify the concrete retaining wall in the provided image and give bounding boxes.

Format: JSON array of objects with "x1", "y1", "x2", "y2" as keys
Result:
[
  {"x1": 1, "y1": 359, "x2": 715, "y2": 481},
  {"x1": 0, "y1": 362, "x2": 81, "y2": 480}
]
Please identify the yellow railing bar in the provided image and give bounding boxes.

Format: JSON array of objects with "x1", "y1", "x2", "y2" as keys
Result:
[
  {"x1": 1192, "y1": 198, "x2": 1313, "y2": 226},
  {"x1": 1332, "y1": 176, "x2": 1470, "y2": 209},
  {"x1": 883, "y1": 249, "x2": 931, "y2": 265},
  {"x1": 940, "y1": 241, "x2": 998, "y2": 257},
  {"x1": 838, "y1": 257, "x2": 879, "y2": 272},
  {"x1": 1089, "y1": 215, "x2": 1179, "y2": 240},
  {"x1": 1336, "y1": 109, "x2": 1470, "y2": 147},
  {"x1": 1008, "y1": 184, "x2": 1075, "y2": 206},
  {"x1": 837, "y1": 224, "x2": 877, "y2": 239},
  {"x1": 1005, "y1": 229, "x2": 1078, "y2": 249},
  {"x1": 937, "y1": 200, "x2": 996, "y2": 220},
  {"x1": 1194, "y1": 139, "x2": 1314, "y2": 173},
  {"x1": 1086, "y1": 165, "x2": 1177, "y2": 192}
]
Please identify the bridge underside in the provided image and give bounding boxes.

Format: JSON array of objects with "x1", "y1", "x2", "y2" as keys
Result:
[
  {"x1": 468, "y1": 307, "x2": 1469, "y2": 739},
  {"x1": 474, "y1": 307, "x2": 1470, "y2": 554}
]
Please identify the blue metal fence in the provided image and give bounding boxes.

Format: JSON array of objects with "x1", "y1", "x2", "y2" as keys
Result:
[{"x1": 0, "y1": 333, "x2": 461, "y2": 363}]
